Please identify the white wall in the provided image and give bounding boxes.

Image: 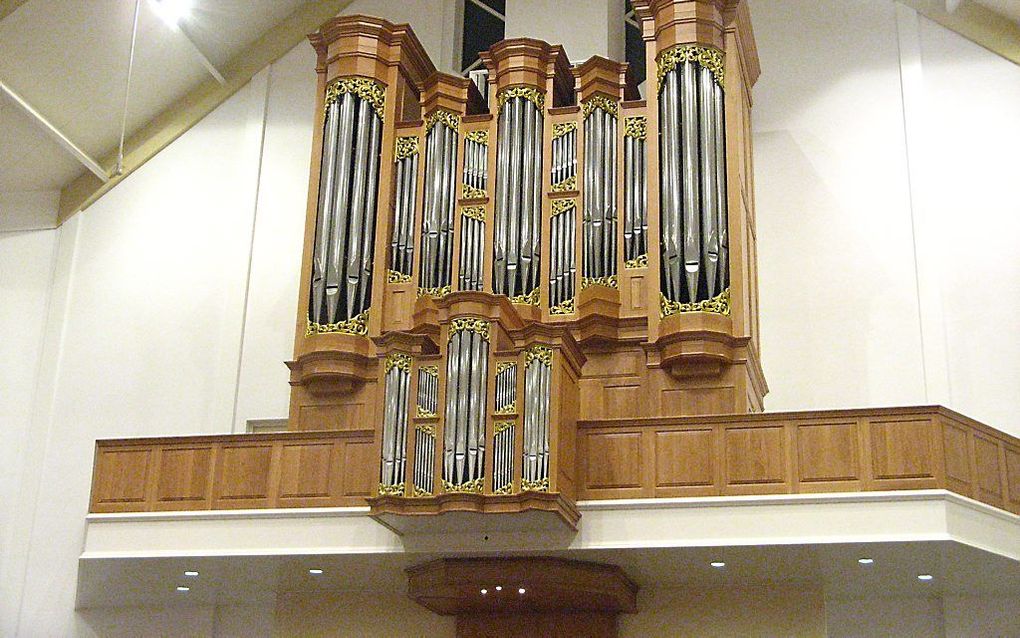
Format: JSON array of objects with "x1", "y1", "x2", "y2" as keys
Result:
[
  {"x1": 2, "y1": 0, "x2": 1020, "y2": 635},
  {"x1": 752, "y1": 0, "x2": 1020, "y2": 435}
]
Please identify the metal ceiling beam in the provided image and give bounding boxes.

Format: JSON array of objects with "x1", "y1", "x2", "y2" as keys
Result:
[
  {"x1": 0, "y1": 79, "x2": 109, "y2": 182},
  {"x1": 58, "y1": 0, "x2": 353, "y2": 224},
  {"x1": 900, "y1": 0, "x2": 1020, "y2": 66}
]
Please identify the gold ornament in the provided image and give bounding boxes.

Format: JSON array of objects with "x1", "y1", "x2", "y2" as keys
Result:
[
  {"x1": 443, "y1": 478, "x2": 484, "y2": 494},
  {"x1": 581, "y1": 275, "x2": 618, "y2": 290},
  {"x1": 324, "y1": 76, "x2": 385, "y2": 120},
  {"x1": 462, "y1": 183, "x2": 486, "y2": 199},
  {"x1": 525, "y1": 344, "x2": 553, "y2": 367},
  {"x1": 464, "y1": 129, "x2": 489, "y2": 145},
  {"x1": 551, "y1": 174, "x2": 576, "y2": 193},
  {"x1": 424, "y1": 109, "x2": 460, "y2": 133},
  {"x1": 462, "y1": 206, "x2": 486, "y2": 222},
  {"x1": 450, "y1": 317, "x2": 490, "y2": 341},
  {"x1": 550, "y1": 298, "x2": 575, "y2": 315},
  {"x1": 377, "y1": 483, "x2": 405, "y2": 496},
  {"x1": 624, "y1": 254, "x2": 648, "y2": 269},
  {"x1": 417, "y1": 285, "x2": 451, "y2": 299},
  {"x1": 306, "y1": 310, "x2": 368, "y2": 337},
  {"x1": 581, "y1": 93, "x2": 619, "y2": 118},
  {"x1": 388, "y1": 269, "x2": 411, "y2": 283},
  {"x1": 522, "y1": 477, "x2": 549, "y2": 492},
  {"x1": 395, "y1": 136, "x2": 419, "y2": 160},
  {"x1": 509, "y1": 287, "x2": 540, "y2": 306},
  {"x1": 385, "y1": 353, "x2": 412, "y2": 373},
  {"x1": 497, "y1": 85, "x2": 545, "y2": 113},
  {"x1": 552, "y1": 122, "x2": 577, "y2": 139},
  {"x1": 623, "y1": 116, "x2": 647, "y2": 140},
  {"x1": 656, "y1": 45, "x2": 725, "y2": 92},
  {"x1": 659, "y1": 287, "x2": 730, "y2": 318},
  {"x1": 551, "y1": 198, "x2": 576, "y2": 216}
]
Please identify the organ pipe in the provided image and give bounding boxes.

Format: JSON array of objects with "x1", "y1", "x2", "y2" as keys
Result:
[
  {"x1": 657, "y1": 46, "x2": 730, "y2": 315},
  {"x1": 379, "y1": 353, "x2": 412, "y2": 494},
  {"x1": 389, "y1": 137, "x2": 419, "y2": 281},
  {"x1": 442, "y1": 318, "x2": 490, "y2": 492},
  {"x1": 420, "y1": 110, "x2": 459, "y2": 298},
  {"x1": 493, "y1": 88, "x2": 544, "y2": 304},
  {"x1": 308, "y1": 78, "x2": 385, "y2": 335},
  {"x1": 581, "y1": 95, "x2": 619, "y2": 289}
]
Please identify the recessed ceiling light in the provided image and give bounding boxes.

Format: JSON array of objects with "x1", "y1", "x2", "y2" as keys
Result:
[
  {"x1": 184, "y1": 570, "x2": 199, "y2": 577},
  {"x1": 858, "y1": 558, "x2": 874, "y2": 565},
  {"x1": 480, "y1": 588, "x2": 488, "y2": 595},
  {"x1": 495, "y1": 586, "x2": 502, "y2": 591},
  {"x1": 308, "y1": 569, "x2": 323, "y2": 575},
  {"x1": 176, "y1": 586, "x2": 190, "y2": 592},
  {"x1": 710, "y1": 561, "x2": 726, "y2": 568},
  {"x1": 518, "y1": 587, "x2": 526, "y2": 594},
  {"x1": 152, "y1": 0, "x2": 192, "y2": 27},
  {"x1": 917, "y1": 574, "x2": 933, "y2": 581}
]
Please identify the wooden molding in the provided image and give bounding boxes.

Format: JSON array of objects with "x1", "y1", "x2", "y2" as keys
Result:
[{"x1": 406, "y1": 556, "x2": 638, "y2": 615}]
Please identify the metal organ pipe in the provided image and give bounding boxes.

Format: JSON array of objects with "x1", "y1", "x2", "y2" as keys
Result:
[
  {"x1": 658, "y1": 46, "x2": 728, "y2": 309},
  {"x1": 390, "y1": 137, "x2": 419, "y2": 279},
  {"x1": 493, "y1": 90, "x2": 544, "y2": 301},
  {"x1": 581, "y1": 98, "x2": 618, "y2": 284},
  {"x1": 309, "y1": 80, "x2": 382, "y2": 330},
  {"x1": 442, "y1": 320, "x2": 489, "y2": 490},
  {"x1": 380, "y1": 355, "x2": 411, "y2": 491},
  {"x1": 420, "y1": 113, "x2": 459, "y2": 295}
]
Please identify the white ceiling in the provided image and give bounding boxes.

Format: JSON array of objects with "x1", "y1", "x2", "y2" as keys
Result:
[
  {"x1": 0, "y1": 0, "x2": 305, "y2": 199},
  {"x1": 76, "y1": 540, "x2": 1020, "y2": 608}
]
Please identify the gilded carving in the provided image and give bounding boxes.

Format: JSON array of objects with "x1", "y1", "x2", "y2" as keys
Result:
[
  {"x1": 623, "y1": 116, "x2": 647, "y2": 140},
  {"x1": 494, "y1": 420, "x2": 515, "y2": 435},
  {"x1": 550, "y1": 298, "x2": 575, "y2": 315},
  {"x1": 659, "y1": 287, "x2": 730, "y2": 318},
  {"x1": 656, "y1": 45, "x2": 725, "y2": 91},
  {"x1": 424, "y1": 109, "x2": 460, "y2": 133},
  {"x1": 394, "y1": 136, "x2": 419, "y2": 160},
  {"x1": 521, "y1": 477, "x2": 549, "y2": 492},
  {"x1": 495, "y1": 361, "x2": 516, "y2": 375},
  {"x1": 418, "y1": 285, "x2": 451, "y2": 299},
  {"x1": 450, "y1": 317, "x2": 490, "y2": 341},
  {"x1": 464, "y1": 129, "x2": 489, "y2": 145},
  {"x1": 580, "y1": 93, "x2": 619, "y2": 118},
  {"x1": 551, "y1": 174, "x2": 576, "y2": 193},
  {"x1": 551, "y1": 198, "x2": 576, "y2": 216},
  {"x1": 462, "y1": 183, "x2": 486, "y2": 199},
  {"x1": 525, "y1": 345, "x2": 553, "y2": 367},
  {"x1": 494, "y1": 402, "x2": 517, "y2": 415},
  {"x1": 624, "y1": 254, "x2": 648, "y2": 269},
  {"x1": 324, "y1": 76, "x2": 385, "y2": 120},
  {"x1": 415, "y1": 423, "x2": 436, "y2": 435},
  {"x1": 551, "y1": 121, "x2": 577, "y2": 139},
  {"x1": 443, "y1": 478, "x2": 484, "y2": 494},
  {"x1": 388, "y1": 269, "x2": 411, "y2": 283},
  {"x1": 509, "y1": 287, "x2": 540, "y2": 306},
  {"x1": 385, "y1": 353, "x2": 412, "y2": 373},
  {"x1": 497, "y1": 85, "x2": 545, "y2": 113},
  {"x1": 493, "y1": 483, "x2": 514, "y2": 495},
  {"x1": 581, "y1": 275, "x2": 618, "y2": 290},
  {"x1": 306, "y1": 310, "x2": 368, "y2": 337},
  {"x1": 377, "y1": 482, "x2": 405, "y2": 496},
  {"x1": 462, "y1": 207, "x2": 486, "y2": 223}
]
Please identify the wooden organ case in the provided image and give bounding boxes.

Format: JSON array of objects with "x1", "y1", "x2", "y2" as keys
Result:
[{"x1": 287, "y1": 0, "x2": 764, "y2": 532}]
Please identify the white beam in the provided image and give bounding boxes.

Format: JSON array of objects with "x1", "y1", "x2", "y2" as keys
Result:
[{"x1": 0, "y1": 80, "x2": 109, "y2": 182}]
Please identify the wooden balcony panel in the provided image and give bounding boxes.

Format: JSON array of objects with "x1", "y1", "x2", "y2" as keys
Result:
[
  {"x1": 89, "y1": 430, "x2": 374, "y2": 514},
  {"x1": 577, "y1": 406, "x2": 1020, "y2": 515},
  {"x1": 89, "y1": 406, "x2": 1020, "y2": 518}
]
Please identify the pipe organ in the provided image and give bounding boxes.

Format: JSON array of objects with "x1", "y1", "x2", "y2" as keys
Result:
[{"x1": 290, "y1": 0, "x2": 764, "y2": 527}]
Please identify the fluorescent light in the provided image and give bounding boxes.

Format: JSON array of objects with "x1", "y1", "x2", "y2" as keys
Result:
[
  {"x1": 176, "y1": 586, "x2": 190, "y2": 592},
  {"x1": 308, "y1": 569, "x2": 323, "y2": 575},
  {"x1": 184, "y1": 570, "x2": 199, "y2": 577},
  {"x1": 858, "y1": 558, "x2": 874, "y2": 565},
  {"x1": 710, "y1": 561, "x2": 726, "y2": 568},
  {"x1": 152, "y1": 0, "x2": 192, "y2": 27},
  {"x1": 917, "y1": 574, "x2": 933, "y2": 581}
]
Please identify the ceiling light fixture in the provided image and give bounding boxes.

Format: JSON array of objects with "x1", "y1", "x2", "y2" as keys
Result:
[
  {"x1": 917, "y1": 574, "x2": 933, "y2": 581},
  {"x1": 184, "y1": 570, "x2": 199, "y2": 577},
  {"x1": 495, "y1": 586, "x2": 502, "y2": 591},
  {"x1": 518, "y1": 588, "x2": 526, "y2": 594},
  {"x1": 480, "y1": 588, "x2": 488, "y2": 595},
  {"x1": 176, "y1": 586, "x2": 190, "y2": 592},
  {"x1": 308, "y1": 569, "x2": 323, "y2": 575},
  {"x1": 710, "y1": 561, "x2": 726, "y2": 568},
  {"x1": 858, "y1": 558, "x2": 874, "y2": 565},
  {"x1": 152, "y1": 0, "x2": 192, "y2": 27}
]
